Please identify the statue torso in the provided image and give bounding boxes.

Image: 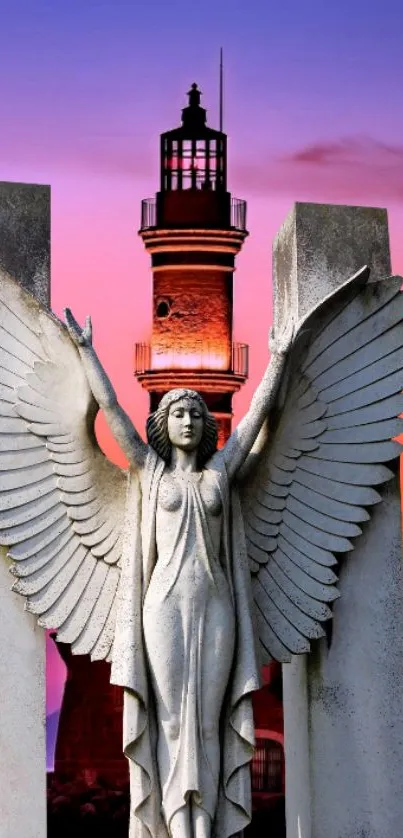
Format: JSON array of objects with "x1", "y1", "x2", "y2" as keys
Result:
[{"x1": 156, "y1": 469, "x2": 223, "y2": 563}]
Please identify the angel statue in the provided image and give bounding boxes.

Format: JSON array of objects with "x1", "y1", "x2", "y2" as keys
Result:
[{"x1": 0, "y1": 263, "x2": 403, "y2": 838}]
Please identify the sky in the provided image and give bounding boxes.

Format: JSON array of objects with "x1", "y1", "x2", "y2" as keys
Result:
[{"x1": 0, "y1": 0, "x2": 402, "y2": 741}]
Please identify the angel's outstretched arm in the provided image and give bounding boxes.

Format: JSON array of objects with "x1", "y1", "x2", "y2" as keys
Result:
[
  {"x1": 211, "y1": 322, "x2": 293, "y2": 480},
  {"x1": 64, "y1": 309, "x2": 147, "y2": 469}
]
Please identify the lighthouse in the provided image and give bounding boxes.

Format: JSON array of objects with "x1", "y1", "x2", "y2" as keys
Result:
[{"x1": 135, "y1": 83, "x2": 248, "y2": 445}]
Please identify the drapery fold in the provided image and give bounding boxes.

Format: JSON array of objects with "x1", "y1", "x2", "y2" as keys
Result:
[{"x1": 111, "y1": 450, "x2": 260, "y2": 838}]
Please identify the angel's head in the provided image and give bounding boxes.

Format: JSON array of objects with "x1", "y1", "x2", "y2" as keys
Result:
[{"x1": 146, "y1": 389, "x2": 218, "y2": 465}]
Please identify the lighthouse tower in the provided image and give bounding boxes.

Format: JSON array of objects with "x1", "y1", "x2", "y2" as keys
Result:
[{"x1": 135, "y1": 83, "x2": 248, "y2": 445}]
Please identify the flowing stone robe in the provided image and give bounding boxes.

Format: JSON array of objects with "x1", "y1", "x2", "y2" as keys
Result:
[{"x1": 111, "y1": 449, "x2": 260, "y2": 838}]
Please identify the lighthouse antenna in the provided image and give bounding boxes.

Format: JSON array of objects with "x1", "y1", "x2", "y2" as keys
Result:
[{"x1": 219, "y1": 47, "x2": 224, "y2": 132}]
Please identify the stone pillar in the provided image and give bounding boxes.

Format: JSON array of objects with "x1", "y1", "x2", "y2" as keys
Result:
[
  {"x1": 0, "y1": 180, "x2": 50, "y2": 838},
  {"x1": 274, "y1": 202, "x2": 403, "y2": 838}
]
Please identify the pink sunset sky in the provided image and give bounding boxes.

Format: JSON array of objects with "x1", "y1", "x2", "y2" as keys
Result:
[{"x1": 0, "y1": 0, "x2": 402, "y2": 727}]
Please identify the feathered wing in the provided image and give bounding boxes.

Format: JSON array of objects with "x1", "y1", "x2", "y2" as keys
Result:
[
  {"x1": 0, "y1": 270, "x2": 127, "y2": 661},
  {"x1": 240, "y1": 267, "x2": 403, "y2": 663}
]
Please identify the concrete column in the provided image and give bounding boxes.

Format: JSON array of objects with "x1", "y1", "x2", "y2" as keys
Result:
[
  {"x1": 273, "y1": 202, "x2": 403, "y2": 838},
  {"x1": 0, "y1": 180, "x2": 50, "y2": 838}
]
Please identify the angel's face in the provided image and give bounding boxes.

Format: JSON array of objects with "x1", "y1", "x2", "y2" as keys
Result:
[{"x1": 167, "y1": 398, "x2": 204, "y2": 452}]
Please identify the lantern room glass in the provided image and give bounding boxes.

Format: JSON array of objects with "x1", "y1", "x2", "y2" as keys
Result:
[{"x1": 162, "y1": 136, "x2": 226, "y2": 192}]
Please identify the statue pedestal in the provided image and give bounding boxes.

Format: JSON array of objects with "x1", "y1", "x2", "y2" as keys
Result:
[{"x1": 275, "y1": 202, "x2": 403, "y2": 838}]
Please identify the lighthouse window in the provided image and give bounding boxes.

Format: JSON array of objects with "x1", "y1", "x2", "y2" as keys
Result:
[
  {"x1": 161, "y1": 131, "x2": 226, "y2": 192},
  {"x1": 181, "y1": 139, "x2": 208, "y2": 190},
  {"x1": 156, "y1": 299, "x2": 171, "y2": 318}
]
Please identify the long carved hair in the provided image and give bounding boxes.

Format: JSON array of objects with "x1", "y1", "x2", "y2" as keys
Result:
[{"x1": 146, "y1": 389, "x2": 218, "y2": 466}]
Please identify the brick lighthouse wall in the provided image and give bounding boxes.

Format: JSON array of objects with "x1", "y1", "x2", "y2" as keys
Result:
[{"x1": 152, "y1": 269, "x2": 233, "y2": 371}]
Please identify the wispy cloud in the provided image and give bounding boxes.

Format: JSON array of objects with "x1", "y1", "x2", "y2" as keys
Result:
[
  {"x1": 232, "y1": 136, "x2": 403, "y2": 202},
  {"x1": 2, "y1": 131, "x2": 403, "y2": 204},
  {"x1": 286, "y1": 137, "x2": 403, "y2": 166}
]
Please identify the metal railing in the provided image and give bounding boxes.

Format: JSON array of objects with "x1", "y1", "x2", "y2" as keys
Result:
[
  {"x1": 141, "y1": 198, "x2": 156, "y2": 230},
  {"x1": 230, "y1": 197, "x2": 247, "y2": 231},
  {"x1": 251, "y1": 738, "x2": 284, "y2": 794},
  {"x1": 232, "y1": 342, "x2": 249, "y2": 377},
  {"x1": 134, "y1": 342, "x2": 151, "y2": 375},
  {"x1": 134, "y1": 342, "x2": 248, "y2": 377},
  {"x1": 140, "y1": 196, "x2": 247, "y2": 232}
]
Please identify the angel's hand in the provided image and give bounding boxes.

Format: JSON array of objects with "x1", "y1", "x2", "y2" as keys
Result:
[
  {"x1": 269, "y1": 317, "x2": 295, "y2": 357},
  {"x1": 64, "y1": 309, "x2": 93, "y2": 348}
]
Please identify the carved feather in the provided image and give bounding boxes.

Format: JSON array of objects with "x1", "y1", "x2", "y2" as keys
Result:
[
  {"x1": 55, "y1": 561, "x2": 110, "y2": 644},
  {"x1": 0, "y1": 270, "x2": 127, "y2": 661},
  {"x1": 241, "y1": 268, "x2": 403, "y2": 663},
  {"x1": 71, "y1": 568, "x2": 120, "y2": 657},
  {"x1": 10, "y1": 530, "x2": 77, "y2": 576}
]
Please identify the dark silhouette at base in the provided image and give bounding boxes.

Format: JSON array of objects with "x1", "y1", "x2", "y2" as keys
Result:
[
  {"x1": 47, "y1": 775, "x2": 285, "y2": 838},
  {"x1": 47, "y1": 775, "x2": 129, "y2": 838}
]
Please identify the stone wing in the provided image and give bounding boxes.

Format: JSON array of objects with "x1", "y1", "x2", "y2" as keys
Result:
[
  {"x1": 240, "y1": 268, "x2": 403, "y2": 663},
  {"x1": 0, "y1": 270, "x2": 127, "y2": 661}
]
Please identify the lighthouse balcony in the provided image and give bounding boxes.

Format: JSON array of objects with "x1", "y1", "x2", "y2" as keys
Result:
[
  {"x1": 134, "y1": 341, "x2": 248, "y2": 376},
  {"x1": 134, "y1": 341, "x2": 249, "y2": 394},
  {"x1": 140, "y1": 195, "x2": 247, "y2": 233}
]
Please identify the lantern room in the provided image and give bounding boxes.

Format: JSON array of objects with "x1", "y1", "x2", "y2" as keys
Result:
[
  {"x1": 151, "y1": 83, "x2": 234, "y2": 229},
  {"x1": 161, "y1": 83, "x2": 227, "y2": 193}
]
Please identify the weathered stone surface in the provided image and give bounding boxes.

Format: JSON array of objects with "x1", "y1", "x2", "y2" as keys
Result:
[
  {"x1": 0, "y1": 549, "x2": 46, "y2": 838},
  {"x1": 308, "y1": 476, "x2": 403, "y2": 838},
  {"x1": 0, "y1": 180, "x2": 50, "y2": 306},
  {"x1": 0, "y1": 180, "x2": 49, "y2": 838},
  {"x1": 273, "y1": 202, "x2": 391, "y2": 334},
  {"x1": 276, "y1": 202, "x2": 403, "y2": 838},
  {"x1": 282, "y1": 654, "x2": 311, "y2": 838}
]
